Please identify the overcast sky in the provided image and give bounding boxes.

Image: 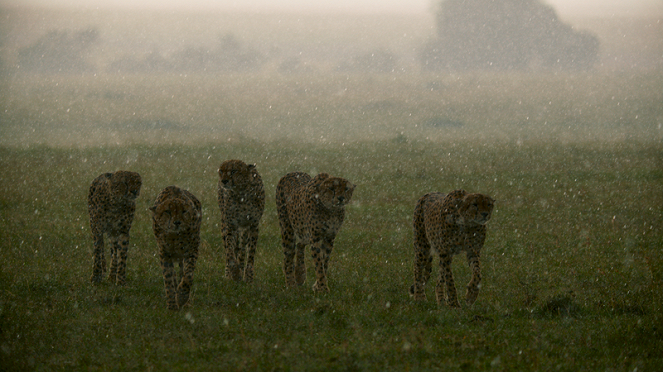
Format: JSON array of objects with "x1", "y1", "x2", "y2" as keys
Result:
[{"x1": 1, "y1": 0, "x2": 661, "y2": 17}]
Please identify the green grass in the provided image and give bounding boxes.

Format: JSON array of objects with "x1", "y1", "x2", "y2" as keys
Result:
[
  {"x1": 1, "y1": 141, "x2": 662, "y2": 371},
  {"x1": 1, "y1": 71, "x2": 663, "y2": 370}
]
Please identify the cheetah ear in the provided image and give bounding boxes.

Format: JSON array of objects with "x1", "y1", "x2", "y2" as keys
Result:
[
  {"x1": 149, "y1": 205, "x2": 157, "y2": 214},
  {"x1": 248, "y1": 163, "x2": 258, "y2": 178},
  {"x1": 313, "y1": 178, "x2": 325, "y2": 192}
]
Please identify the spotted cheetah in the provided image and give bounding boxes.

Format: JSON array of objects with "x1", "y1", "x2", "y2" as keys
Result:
[
  {"x1": 150, "y1": 186, "x2": 202, "y2": 310},
  {"x1": 88, "y1": 170, "x2": 142, "y2": 285},
  {"x1": 217, "y1": 159, "x2": 265, "y2": 282},
  {"x1": 410, "y1": 190, "x2": 494, "y2": 307},
  {"x1": 276, "y1": 172, "x2": 355, "y2": 292}
]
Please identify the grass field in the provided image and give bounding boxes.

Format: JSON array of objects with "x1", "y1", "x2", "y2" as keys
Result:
[{"x1": 1, "y1": 71, "x2": 662, "y2": 370}]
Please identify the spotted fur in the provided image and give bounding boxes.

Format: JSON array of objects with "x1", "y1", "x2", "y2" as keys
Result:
[
  {"x1": 150, "y1": 186, "x2": 201, "y2": 310},
  {"x1": 88, "y1": 170, "x2": 142, "y2": 285},
  {"x1": 276, "y1": 172, "x2": 355, "y2": 292},
  {"x1": 410, "y1": 189, "x2": 495, "y2": 307},
  {"x1": 217, "y1": 159, "x2": 265, "y2": 283}
]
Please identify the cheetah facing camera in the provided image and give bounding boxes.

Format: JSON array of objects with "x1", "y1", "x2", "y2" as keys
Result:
[
  {"x1": 88, "y1": 170, "x2": 142, "y2": 285},
  {"x1": 150, "y1": 186, "x2": 202, "y2": 310},
  {"x1": 410, "y1": 190, "x2": 495, "y2": 307},
  {"x1": 276, "y1": 172, "x2": 355, "y2": 292},
  {"x1": 217, "y1": 159, "x2": 265, "y2": 283}
]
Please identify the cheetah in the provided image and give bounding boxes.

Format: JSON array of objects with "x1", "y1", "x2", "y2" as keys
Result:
[
  {"x1": 217, "y1": 159, "x2": 265, "y2": 282},
  {"x1": 88, "y1": 170, "x2": 142, "y2": 285},
  {"x1": 276, "y1": 172, "x2": 355, "y2": 292},
  {"x1": 410, "y1": 189, "x2": 495, "y2": 307},
  {"x1": 150, "y1": 186, "x2": 202, "y2": 310}
]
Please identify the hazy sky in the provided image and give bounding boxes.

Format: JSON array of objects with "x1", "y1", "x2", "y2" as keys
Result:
[{"x1": 1, "y1": 0, "x2": 661, "y2": 17}]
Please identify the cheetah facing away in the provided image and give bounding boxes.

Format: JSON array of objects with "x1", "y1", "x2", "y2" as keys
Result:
[
  {"x1": 410, "y1": 190, "x2": 495, "y2": 307},
  {"x1": 150, "y1": 186, "x2": 202, "y2": 310},
  {"x1": 217, "y1": 159, "x2": 265, "y2": 282},
  {"x1": 88, "y1": 170, "x2": 142, "y2": 285},
  {"x1": 276, "y1": 172, "x2": 355, "y2": 292}
]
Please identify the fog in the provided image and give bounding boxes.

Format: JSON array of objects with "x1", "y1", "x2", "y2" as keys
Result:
[
  {"x1": 0, "y1": 0, "x2": 661, "y2": 147},
  {"x1": 3, "y1": 0, "x2": 663, "y2": 17}
]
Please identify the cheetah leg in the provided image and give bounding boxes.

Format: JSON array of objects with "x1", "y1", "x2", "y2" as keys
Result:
[
  {"x1": 242, "y1": 228, "x2": 259, "y2": 283},
  {"x1": 107, "y1": 235, "x2": 119, "y2": 283},
  {"x1": 322, "y1": 241, "x2": 333, "y2": 276},
  {"x1": 294, "y1": 242, "x2": 307, "y2": 286},
  {"x1": 90, "y1": 231, "x2": 106, "y2": 283},
  {"x1": 178, "y1": 259, "x2": 184, "y2": 282},
  {"x1": 436, "y1": 252, "x2": 460, "y2": 308},
  {"x1": 161, "y1": 258, "x2": 178, "y2": 310},
  {"x1": 424, "y1": 255, "x2": 433, "y2": 285},
  {"x1": 465, "y1": 250, "x2": 481, "y2": 306},
  {"x1": 236, "y1": 230, "x2": 247, "y2": 278},
  {"x1": 411, "y1": 203, "x2": 430, "y2": 300},
  {"x1": 177, "y1": 255, "x2": 197, "y2": 309},
  {"x1": 281, "y1": 226, "x2": 297, "y2": 288},
  {"x1": 410, "y1": 244, "x2": 431, "y2": 301},
  {"x1": 113, "y1": 233, "x2": 130, "y2": 286},
  {"x1": 311, "y1": 240, "x2": 330, "y2": 293},
  {"x1": 224, "y1": 232, "x2": 241, "y2": 281}
]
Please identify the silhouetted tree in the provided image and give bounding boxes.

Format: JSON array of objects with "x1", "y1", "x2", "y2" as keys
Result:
[
  {"x1": 212, "y1": 32, "x2": 266, "y2": 72},
  {"x1": 166, "y1": 32, "x2": 266, "y2": 73},
  {"x1": 107, "y1": 50, "x2": 171, "y2": 74},
  {"x1": 421, "y1": 0, "x2": 599, "y2": 71},
  {"x1": 336, "y1": 50, "x2": 398, "y2": 73},
  {"x1": 18, "y1": 28, "x2": 99, "y2": 74}
]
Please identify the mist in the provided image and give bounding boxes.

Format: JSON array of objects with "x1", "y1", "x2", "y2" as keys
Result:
[{"x1": 0, "y1": 0, "x2": 662, "y2": 147}]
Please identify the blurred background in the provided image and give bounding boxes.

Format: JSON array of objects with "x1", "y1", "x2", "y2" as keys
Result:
[{"x1": 0, "y1": 0, "x2": 661, "y2": 146}]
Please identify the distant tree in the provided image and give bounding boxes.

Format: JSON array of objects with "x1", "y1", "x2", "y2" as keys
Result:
[
  {"x1": 107, "y1": 50, "x2": 171, "y2": 74},
  {"x1": 337, "y1": 49, "x2": 398, "y2": 73},
  {"x1": 212, "y1": 32, "x2": 266, "y2": 72},
  {"x1": 167, "y1": 32, "x2": 266, "y2": 73},
  {"x1": 217, "y1": 33, "x2": 242, "y2": 54},
  {"x1": 278, "y1": 57, "x2": 315, "y2": 75},
  {"x1": 421, "y1": 0, "x2": 599, "y2": 71},
  {"x1": 17, "y1": 28, "x2": 100, "y2": 74},
  {"x1": 108, "y1": 31, "x2": 268, "y2": 75},
  {"x1": 171, "y1": 46, "x2": 216, "y2": 72}
]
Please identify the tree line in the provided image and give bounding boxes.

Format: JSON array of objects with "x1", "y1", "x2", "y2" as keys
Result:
[{"x1": 12, "y1": 0, "x2": 599, "y2": 75}]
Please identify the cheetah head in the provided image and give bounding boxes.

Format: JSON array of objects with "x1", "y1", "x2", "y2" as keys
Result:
[
  {"x1": 150, "y1": 197, "x2": 200, "y2": 233},
  {"x1": 218, "y1": 160, "x2": 259, "y2": 191},
  {"x1": 315, "y1": 176, "x2": 355, "y2": 210},
  {"x1": 457, "y1": 193, "x2": 495, "y2": 226},
  {"x1": 110, "y1": 170, "x2": 142, "y2": 201}
]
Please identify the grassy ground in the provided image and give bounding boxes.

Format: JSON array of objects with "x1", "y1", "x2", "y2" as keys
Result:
[
  {"x1": 1, "y1": 140, "x2": 662, "y2": 371},
  {"x1": 1, "y1": 71, "x2": 662, "y2": 370},
  {"x1": 2, "y1": 71, "x2": 662, "y2": 147}
]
